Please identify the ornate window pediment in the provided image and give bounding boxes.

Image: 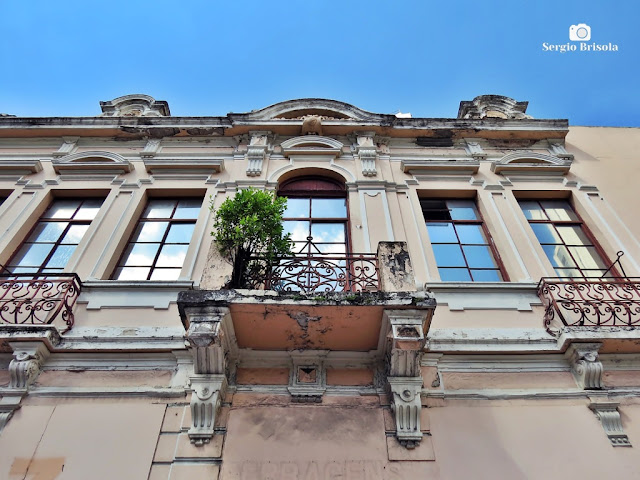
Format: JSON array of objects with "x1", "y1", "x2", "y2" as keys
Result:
[
  {"x1": 229, "y1": 98, "x2": 388, "y2": 122},
  {"x1": 52, "y1": 151, "x2": 133, "y2": 174},
  {"x1": 281, "y1": 136, "x2": 344, "y2": 158},
  {"x1": 491, "y1": 152, "x2": 572, "y2": 175}
]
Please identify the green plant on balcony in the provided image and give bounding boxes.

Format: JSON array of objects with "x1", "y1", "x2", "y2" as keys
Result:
[{"x1": 211, "y1": 188, "x2": 292, "y2": 289}]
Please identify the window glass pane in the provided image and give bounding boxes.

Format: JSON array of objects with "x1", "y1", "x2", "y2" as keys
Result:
[
  {"x1": 27, "y1": 222, "x2": 67, "y2": 242},
  {"x1": 432, "y1": 244, "x2": 466, "y2": 267},
  {"x1": 311, "y1": 223, "x2": 345, "y2": 243},
  {"x1": 10, "y1": 267, "x2": 39, "y2": 274},
  {"x1": 173, "y1": 199, "x2": 202, "y2": 219},
  {"x1": 113, "y1": 267, "x2": 150, "y2": 280},
  {"x1": 74, "y1": 199, "x2": 103, "y2": 220},
  {"x1": 455, "y1": 224, "x2": 487, "y2": 244},
  {"x1": 541, "y1": 200, "x2": 579, "y2": 221},
  {"x1": 122, "y1": 243, "x2": 160, "y2": 266},
  {"x1": 439, "y1": 268, "x2": 471, "y2": 281},
  {"x1": 531, "y1": 224, "x2": 562, "y2": 245},
  {"x1": 61, "y1": 224, "x2": 89, "y2": 244},
  {"x1": 426, "y1": 223, "x2": 457, "y2": 243},
  {"x1": 316, "y1": 244, "x2": 346, "y2": 254},
  {"x1": 568, "y1": 246, "x2": 608, "y2": 270},
  {"x1": 556, "y1": 225, "x2": 591, "y2": 246},
  {"x1": 555, "y1": 268, "x2": 584, "y2": 279},
  {"x1": 165, "y1": 223, "x2": 195, "y2": 244},
  {"x1": 447, "y1": 200, "x2": 478, "y2": 220},
  {"x1": 143, "y1": 200, "x2": 176, "y2": 219},
  {"x1": 542, "y1": 244, "x2": 577, "y2": 268},
  {"x1": 519, "y1": 201, "x2": 547, "y2": 220},
  {"x1": 132, "y1": 222, "x2": 168, "y2": 243},
  {"x1": 283, "y1": 198, "x2": 310, "y2": 218},
  {"x1": 45, "y1": 245, "x2": 76, "y2": 268},
  {"x1": 12, "y1": 243, "x2": 54, "y2": 267},
  {"x1": 155, "y1": 245, "x2": 188, "y2": 267},
  {"x1": 150, "y1": 268, "x2": 182, "y2": 281},
  {"x1": 471, "y1": 269, "x2": 502, "y2": 281},
  {"x1": 463, "y1": 245, "x2": 497, "y2": 268},
  {"x1": 283, "y1": 221, "x2": 309, "y2": 241},
  {"x1": 43, "y1": 200, "x2": 81, "y2": 219},
  {"x1": 421, "y1": 200, "x2": 451, "y2": 221},
  {"x1": 312, "y1": 199, "x2": 347, "y2": 218}
]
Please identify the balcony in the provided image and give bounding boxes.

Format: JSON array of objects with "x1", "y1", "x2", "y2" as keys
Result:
[
  {"x1": 538, "y1": 277, "x2": 640, "y2": 336},
  {"x1": 243, "y1": 247, "x2": 380, "y2": 294},
  {"x1": 0, "y1": 274, "x2": 81, "y2": 332}
]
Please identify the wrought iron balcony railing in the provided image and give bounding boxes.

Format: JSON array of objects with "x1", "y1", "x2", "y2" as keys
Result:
[
  {"x1": 0, "y1": 274, "x2": 81, "y2": 332},
  {"x1": 244, "y1": 240, "x2": 380, "y2": 294},
  {"x1": 538, "y1": 277, "x2": 640, "y2": 336}
]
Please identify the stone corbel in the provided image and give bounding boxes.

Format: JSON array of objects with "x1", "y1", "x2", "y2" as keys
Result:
[
  {"x1": 8, "y1": 342, "x2": 50, "y2": 390},
  {"x1": 549, "y1": 141, "x2": 574, "y2": 160},
  {"x1": 185, "y1": 308, "x2": 231, "y2": 445},
  {"x1": 356, "y1": 132, "x2": 378, "y2": 177},
  {"x1": 52, "y1": 137, "x2": 79, "y2": 158},
  {"x1": 140, "y1": 138, "x2": 162, "y2": 158},
  {"x1": 464, "y1": 139, "x2": 487, "y2": 160},
  {"x1": 385, "y1": 310, "x2": 429, "y2": 448},
  {"x1": 245, "y1": 131, "x2": 272, "y2": 177},
  {"x1": 566, "y1": 342, "x2": 603, "y2": 390},
  {"x1": 0, "y1": 342, "x2": 51, "y2": 433},
  {"x1": 589, "y1": 401, "x2": 631, "y2": 447}
]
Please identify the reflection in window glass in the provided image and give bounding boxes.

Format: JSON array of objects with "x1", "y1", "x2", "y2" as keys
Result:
[
  {"x1": 112, "y1": 198, "x2": 202, "y2": 281},
  {"x1": 6, "y1": 198, "x2": 104, "y2": 275},
  {"x1": 422, "y1": 199, "x2": 504, "y2": 282},
  {"x1": 518, "y1": 199, "x2": 609, "y2": 278}
]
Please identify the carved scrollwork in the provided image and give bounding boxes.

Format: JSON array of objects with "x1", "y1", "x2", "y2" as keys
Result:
[{"x1": 566, "y1": 343, "x2": 603, "y2": 390}]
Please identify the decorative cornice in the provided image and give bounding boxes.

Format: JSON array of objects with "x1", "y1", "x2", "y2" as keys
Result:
[
  {"x1": 52, "y1": 151, "x2": 134, "y2": 174},
  {"x1": 99, "y1": 94, "x2": 170, "y2": 117},
  {"x1": 491, "y1": 151, "x2": 572, "y2": 175}
]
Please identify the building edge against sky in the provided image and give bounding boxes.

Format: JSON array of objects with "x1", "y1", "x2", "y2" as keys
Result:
[{"x1": 0, "y1": 94, "x2": 639, "y2": 479}]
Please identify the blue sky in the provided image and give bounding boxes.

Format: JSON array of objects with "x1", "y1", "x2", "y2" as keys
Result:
[{"x1": 0, "y1": 0, "x2": 638, "y2": 126}]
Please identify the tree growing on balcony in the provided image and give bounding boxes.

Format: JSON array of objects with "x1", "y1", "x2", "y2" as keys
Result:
[{"x1": 211, "y1": 188, "x2": 292, "y2": 289}]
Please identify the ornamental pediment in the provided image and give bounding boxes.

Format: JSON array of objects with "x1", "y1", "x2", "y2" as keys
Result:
[
  {"x1": 52, "y1": 151, "x2": 134, "y2": 174},
  {"x1": 229, "y1": 99, "x2": 388, "y2": 122},
  {"x1": 491, "y1": 151, "x2": 572, "y2": 175}
]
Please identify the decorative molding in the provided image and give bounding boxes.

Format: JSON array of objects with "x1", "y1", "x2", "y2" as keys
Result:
[
  {"x1": 245, "y1": 131, "x2": 273, "y2": 177},
  {"x1": 143, "y1": 157, "x2": 223, "y2": 175},
  {"x1": 52, "y1": 151, "x2": 134, "y2": 174},
  {"x1": 184, "y1": 307, "x2": 233, "y2": 445},
  {"x1": 52, "y1": 137, "x2": 79, "y2": 158},
  {"x1": 588, "y1": 401, "x2": 631, "y2": 447},
  {"x1": 566, "y1": 343, "x2": 603, "y2": 390},
  {"x1": 99, "y1": 94, "x2": 170, "y2": 117},
  {"x1": 288, "y1": 351, "x2": 328, "y2": 402},
  {"x1": 140, "y1": 138, "x2": 162, "y2": 158},
  {"x1": 491, "y1": 151, "x2": 572, "y2": 176},
  {"x1": 8, "y1": 342, "x2": 50, "y2": 390},
  {"x1": 0, "y1": 158, "x2": 43, "y2": 175},
  {"x1": 355, "y1": 132, "x2": 378, "y2": 177},
  {"x1": 549, "y1": 141, "x2": 574, "y2": 160},
  {"x1": 384, "y1": 310, "x2": 429, "y2": 449},
  {"x1": 458, "y1": 95, "x2": 532, "y2": 119},
  {"x1": 280, "y1": 135, "x2": 344, "y2": 159},
  {"x1": 464, "y1": 139, "x2": 487, "y2": 160},
  {"x1": 424, "y1": 282, "x2": 541, "y2": 311},
  {"x1": 400, "y1": 158, "x2": 479, "y2": 175}
]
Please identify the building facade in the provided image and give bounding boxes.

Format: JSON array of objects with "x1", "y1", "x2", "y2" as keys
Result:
[{"x1": 0, "y1": 94, "x2": 639, "y2": 479}]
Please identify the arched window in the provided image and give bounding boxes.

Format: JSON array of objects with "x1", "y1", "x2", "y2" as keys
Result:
[{"x1": 278, "y1": 177, "x2": 349, "y2": 255}]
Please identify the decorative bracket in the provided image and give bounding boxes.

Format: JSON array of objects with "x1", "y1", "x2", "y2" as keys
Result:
[
  {"x1": 185, "y1": 307, "x2": 231, "y2": 445},
  {"x1": 589, "y1": 401, "x2": 631, "y2": 447},
  {"x1": 384, "y1": 310, "x2": 429, "y2": 448},
  {"x1": 245, "y1": 131, "x2": 272, "y2": 177},
  {"x1": 566, "y1": 343, "x2": 603, "y2": 390},
  {"x1": 52, "y1": 137, "x2": 79, "y2": 158},
  {"x1": 356, "y1": 132, "x2": 378, "y2": 177},
  {"x1": 140, "y1": 138, "x2": 162, "y2": 158},
  {"x1": 464, "y1": 139, "x2": 487, "y2": 160},
  {"x1": 1, "y1": 341, "x2": 50, "y2": 433}
]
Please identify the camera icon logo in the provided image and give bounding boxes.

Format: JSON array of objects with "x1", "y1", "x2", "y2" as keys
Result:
[{"x1": 569, "y1": 23, "x2": 591, "y2": 41}]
